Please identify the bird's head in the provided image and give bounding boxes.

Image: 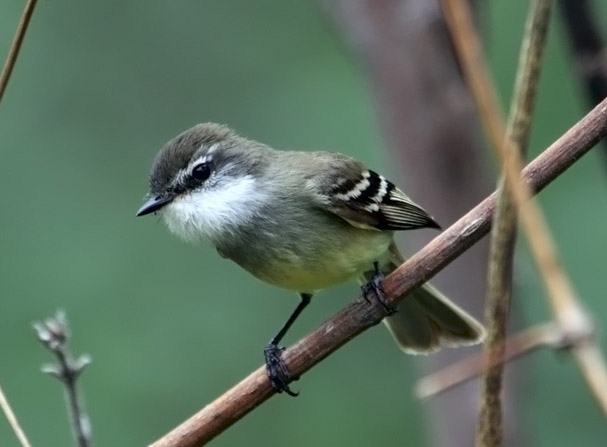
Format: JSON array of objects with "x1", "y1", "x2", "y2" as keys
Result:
[{"x1": 136, "y1": 123, "x2": 268, "y2": 242}]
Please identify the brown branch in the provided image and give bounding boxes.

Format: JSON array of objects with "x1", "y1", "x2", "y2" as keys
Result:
[
  {"x1": 148, "y1": 99, "x2": 607, "y2": 447},
  {"x1": 0, "y1": 0, "x2": 40, "y2": 107},
  {"x1": 0, "y1": 382, "x2": 32, "y2": 447}
]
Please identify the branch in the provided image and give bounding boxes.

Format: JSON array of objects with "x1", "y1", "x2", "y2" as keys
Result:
[
  {"x1": 415, "y1": 321, "x2": 582, "y2": 398},
  {"x1": 442, "y1": 0, "x2": 607, "y2": 417},
  {"x1": 34, "y1": 311, "x2": 93, "y2": 447},
  {"x1": 324, "y1": 2, "x2": 506, "y2": 445},
  {"x1": 442, "y1": 0, "x2": 583, "y2": 326},
  {"x1": 0, "y1": 382, "x2": 32, "y2": 447},
  {"x1": 148, "y1": 98, "x2": 607, "y2": 447},
  {"x1": 0, "y1": 0, "x2": 40, "y2": 107},
  {"x1": 447, "y1": 0, "x2": 554, "y2": 445},
  {"x1": 416, "y1": 317, "x2": 606, "y2": 408}
]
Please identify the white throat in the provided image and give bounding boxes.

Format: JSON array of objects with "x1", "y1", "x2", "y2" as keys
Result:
[{"x1": 161, "y1": 175, "x2": 263, "y2": 243}]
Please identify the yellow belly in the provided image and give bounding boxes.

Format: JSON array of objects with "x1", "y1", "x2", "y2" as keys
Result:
[{"x1": 255, "y1": 232, "x2": 393, "y2": 293}]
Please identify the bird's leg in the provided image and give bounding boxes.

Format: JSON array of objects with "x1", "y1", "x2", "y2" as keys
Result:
[
  {"x1": 361, "y1": 261, "x2": 397, "y2": 315},
  {"x1": 264, "y1": 293, "x2": 312, "y2": 396}
]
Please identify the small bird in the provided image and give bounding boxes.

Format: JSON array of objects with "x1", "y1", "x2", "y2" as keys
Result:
[{"x1": 137, "y1": 123, "x2": 485, "y2": 395}]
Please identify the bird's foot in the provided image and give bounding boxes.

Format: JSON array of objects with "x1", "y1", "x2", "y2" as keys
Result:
[
  {"x1": 361, "y1": 262, "x2": 397, "y2": 315},
  {"x1": 264, "y1": 343, "x2": 299, "y2": 397}
]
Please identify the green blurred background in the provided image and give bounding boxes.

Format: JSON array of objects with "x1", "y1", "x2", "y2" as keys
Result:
[{"x1": 1, "y1": 1, "x2": 606, "y2": 446}]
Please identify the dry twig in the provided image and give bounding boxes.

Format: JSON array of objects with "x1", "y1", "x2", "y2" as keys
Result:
[
  {"x1": 0, "y1": 382, "x2": 32, "y2": 447},
  {"x1": 0, "y1": 0, "x2": 40, "y2": 106},
  {"x1": 148, "y1": 98, "x2": 607, "y2": 447},
  {"x1": 416, "y1": 322, "x2": 568, "y2": 398},
  {"x1": 470, "y1": 0, "x2": 553, "y2": 445},
  {"x1": 325, "y1": 2, "x2": 500, "y2": 443},
  {"x1": 34, "y1": 311, "x2": 93, "y2": 447},
  {"x1": 441, "y1": 0, "x2": 607, "y2": 423}
]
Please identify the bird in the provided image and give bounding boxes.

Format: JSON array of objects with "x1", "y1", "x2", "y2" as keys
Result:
[{"x1": 136, "y1": 123, "x2": 485, "y2": 395}]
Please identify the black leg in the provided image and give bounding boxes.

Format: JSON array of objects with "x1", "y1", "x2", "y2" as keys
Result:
[
  {"x1": 264, "y1": 293, "x2": 312, "y2": 396},
  {"x1": 361, "y1": 262, "x2": 397, "y2": 315}
]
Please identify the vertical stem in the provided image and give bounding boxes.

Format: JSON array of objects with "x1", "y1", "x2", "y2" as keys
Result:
[
  {"x1": 326, "y1": 2, "x2": 498, "y2": 444},
  {"x1": 34, "y1": 312, "x2": 93, "y2": 447},
  {"x1": 56, "y1": 348, "x2": 92, "y2": 447},
  {"x1": 476, "y1": 1, "x2": 554, "y2": 446}
]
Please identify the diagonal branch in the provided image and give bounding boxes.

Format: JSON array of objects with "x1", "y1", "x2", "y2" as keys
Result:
[
  {"x1": 0, "y1": 0, "x2": 40, "y2": 107},
  {"x1": 148, "y1": 98, "x2": 607, "y2": 447},
  {"x1": 416, "y1": 317, "x2": 604, "y2": 406},
  {"x1": 0, "y1": 382, "x2": 32, "y2": 447},
  {"x1": 415, "y1": 322, "x2": 565, "y2": 399}
]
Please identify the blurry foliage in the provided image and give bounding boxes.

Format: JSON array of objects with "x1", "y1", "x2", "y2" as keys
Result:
[{"x1": 0, "y1": 1, "x2": 605, "y2": 446}]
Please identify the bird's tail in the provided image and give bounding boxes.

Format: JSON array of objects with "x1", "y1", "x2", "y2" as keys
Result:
[{"x1": 361, "y1": 243, "x2": 485, "y2": 354}]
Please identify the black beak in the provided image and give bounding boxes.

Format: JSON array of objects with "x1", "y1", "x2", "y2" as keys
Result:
[{"x1": 136, "y1": 195, "x2": 173, "y2": 217}]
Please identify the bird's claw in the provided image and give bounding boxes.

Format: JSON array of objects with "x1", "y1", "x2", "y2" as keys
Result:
[
  {"x1": 264, "y1": 343, "x2": 299, "y2": 397},
  {"x1": 361, "y1": 262, "x2": 397, "y2": 315}
]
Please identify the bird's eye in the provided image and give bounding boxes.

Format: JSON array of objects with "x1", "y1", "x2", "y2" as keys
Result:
[{"x1": 191, "y1": 163, "x2": 211, "y2": 181}]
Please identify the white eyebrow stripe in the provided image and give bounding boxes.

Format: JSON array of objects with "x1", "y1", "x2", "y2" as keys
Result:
[
  {"x1": 206, "y1": 143, "x2": 219, "y2": 155},
  {"x1": 193, "y1": 155, "x2": 208, "y2": 165},
  {"x1": 172, "y1": 147, "x2": 219, "y2": 189},
  {"x1": 189, "y1": 154, "x2": 213, "y2": 170},
  {"x1": 172, "y1": 168, "x2": 189, "y2": 187}
]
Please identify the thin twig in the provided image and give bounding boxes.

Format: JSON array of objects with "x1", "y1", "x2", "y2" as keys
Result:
[
  {"x1": 0, "y1": 2, "x2": 39, "y2": 445},
  {"x1": 34, "y1": 311, "x2": 93, "y2": 447},
  {"x1": 473, "y1": 0, "x2": 554, "y2": 445},
  {"x1": 417, "y1": 318, "x2": 607, "y2": 404},
  {"x1": 415, "y1": 322, "x2": 569, "y2": 399},
  {"x1": 570, "y1": 344, "x2": 607, "y2": 412},
  {"x1": 0, "y1": 0, "x2": 40, "y2": 106},
  {"x1": 326, "y1": 2, "x2": 510, "y2": 443},
  {"x1": 148, "y1": 99, "x2": 607, "y2": 447},
  {"x1": 441, "y1": 0, "x2": 607, "y2": 417},
  {"x1": 441, "y1": 0, "x2": 580, "y2": 330},
  {"x1": 0, "y1": 382, "x2": 32, "y2": 447}
]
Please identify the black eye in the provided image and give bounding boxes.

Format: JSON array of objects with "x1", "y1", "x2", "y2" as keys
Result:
[{"x1": 191, "y1": 163, "x2": 211, "y2": 181}]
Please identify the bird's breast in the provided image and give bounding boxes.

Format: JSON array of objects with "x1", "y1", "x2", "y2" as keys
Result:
[{"x1": 218, "y1": 215, "x2": 393, "y2": 293}]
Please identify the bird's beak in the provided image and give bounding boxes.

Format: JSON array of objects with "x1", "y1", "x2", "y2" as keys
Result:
[{"x1": 136, "y1": 194, "x2": 173, "y2": 217}]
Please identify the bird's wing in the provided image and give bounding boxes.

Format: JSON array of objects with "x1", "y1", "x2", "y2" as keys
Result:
[{"x1": 308, "y1": 152, "x2": 440, "y2": 231}]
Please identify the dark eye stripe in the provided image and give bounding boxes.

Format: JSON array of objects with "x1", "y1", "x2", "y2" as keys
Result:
[{"x1": 169, "y1": 162, "x2": 213, "y2": 195}]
